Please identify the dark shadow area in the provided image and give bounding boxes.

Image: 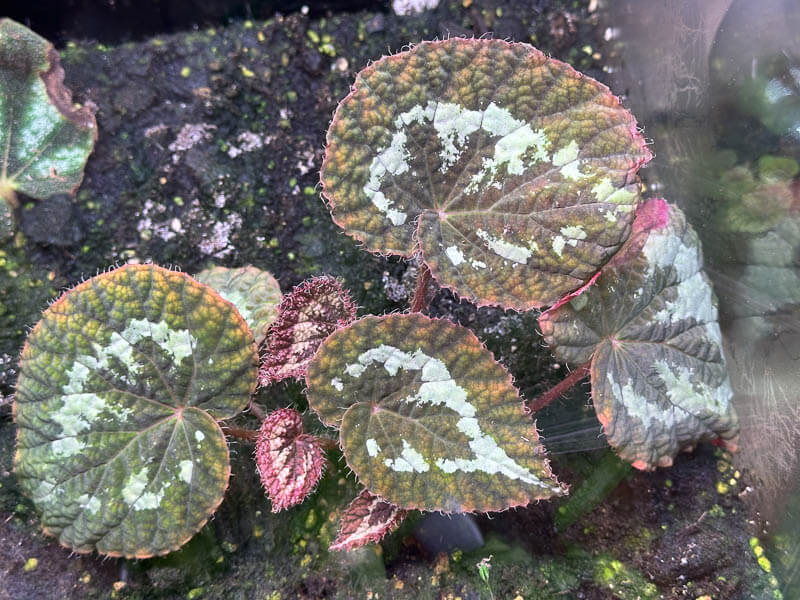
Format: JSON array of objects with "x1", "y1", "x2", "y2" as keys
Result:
[{"x1": 4, "y1": 0, "x2": 389, "y2": 45}]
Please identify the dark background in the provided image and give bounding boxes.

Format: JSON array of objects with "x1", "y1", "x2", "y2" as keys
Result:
[{"x1": 4, "y1": 0, "x2": 389, "y2": 45}]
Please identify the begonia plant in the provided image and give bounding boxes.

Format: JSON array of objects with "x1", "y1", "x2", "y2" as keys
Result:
[{"x1": 12, "y1": 37, "x2": 738, "y2": 559}]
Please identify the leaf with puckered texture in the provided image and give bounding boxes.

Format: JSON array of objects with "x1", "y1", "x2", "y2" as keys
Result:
[
  {"x1": 194, "y1": 265, "x2": 282, "y2": 344},
  {"x1": 330, "y1": 489, "x2": 407, "y2": 551},
  {"x1": 14, "y1": 264, "x2": 258, "y2": 558},
  {"x1": 539, "y1": 199, "x2": 738, "y2": 470},
  {"x1": 321, "y1": 38, "x2": 651, "y2": 310},
  {"x1": 306, "y1": 313, "x2": 566, "y2": 512},
  {"x1": 0, "y1": 19, "x2": 96, "y2": 207},
  {"x1": 259, "y1": 276, "x2": 356, "y2": 385},
  {"x1": 254, "y1": 408, "x2": 326, "y2": 512}
]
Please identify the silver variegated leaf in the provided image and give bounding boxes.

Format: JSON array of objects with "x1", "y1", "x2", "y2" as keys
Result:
[{"x1": 539, "y1": 199, "x2": 739, "y2": 469}]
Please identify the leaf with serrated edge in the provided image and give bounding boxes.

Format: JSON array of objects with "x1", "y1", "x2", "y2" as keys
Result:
[
  {"x1": 321, "y1": 38, "x2": 651, "y2": 310},
  {"x1": 330, "y1": 489, "x2": 407, "y2": 551},
  {"x1": 306, "y1": 313, "x2": 566, "y2": 512},
  {"x1": 13, "y1": 264, "x2": 258, "y2": 558},
  {"x1": 0, "y1": 19, "x2": 97, "y2": 205},
  {"x1": 539, "y1": 199, "x2": 739, "y2": 470},
  {"x1": 194, "y1": 265, "x2": 282, "y2": 344},
  {"x1": 255, "y1": 408, "x2": 325, "y2": 512},
  {"x1": 259, "y1": 276, "x2": 356, "y2": 385}
]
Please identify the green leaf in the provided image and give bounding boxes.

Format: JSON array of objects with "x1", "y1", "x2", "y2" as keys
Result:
[
  {"x1": 305, "y1": 313, "x2": 566, "y2": 512},
  {"x1": 194, "y1": 265, "x2": 282, "y2": 343},
  {"x1": 14, "y1": 264, "x2": 258, "y2": 558},
  {"x1": 0, "y1": 19, "x2": 97, "y2": 205},
  {"x1": 321, "y1": 38, "x2": 651, "y2": 309},
  {"x1": 539, "y1": 199, "x2": 739, "y2": 469}
]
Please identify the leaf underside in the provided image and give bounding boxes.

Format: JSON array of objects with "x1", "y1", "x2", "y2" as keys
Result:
[
  {"x1": 255, "y1": 408, "x2": 326, "y2": 512},
  {"x1": 305, "y1": 313, "x2": 566, "y2": 512},
  {"x1": 194, "y1": 265, "x2": 282, "y2": 343},
  {"x1": 321, "y1": 38, "x2": 652, "y2": 310},
  {"x1": 259, "y1": 275, "x2": 356, "y2": 385},
  {"x1": 539, "y1": 199, "x2": 739, "y2": 469},
  {"x1": 14, "y1": 264, "x2": 258, "y2": 558},
  {"x1": 0, "y1": 19, "x2": 96, "y2": 203},
  {"x1": 330, "y1": 489, "x2": 407, "y2": 551}
]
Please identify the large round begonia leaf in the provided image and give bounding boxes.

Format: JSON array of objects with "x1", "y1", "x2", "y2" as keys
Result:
[
  {"x1": 13, "y1": 264, "x2": 258, "y2": 558},
  {"x1": 539, "y1": 199, "x2": 739, "y2": 470},
  {"x1": 194, "y1": 265, "x2": 282, "y2": 343},
  {"x1": 0, "y1": 19, "x2": 97, "y2": 205},
  {"x1": 305, "y1": 313, "x2": 567, "y2": 512},
  {"x1": 321, "y1": 38, "x2": 652, "y2": 310}
]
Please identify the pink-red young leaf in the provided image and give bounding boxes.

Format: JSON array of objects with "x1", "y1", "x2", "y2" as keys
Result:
[
  {"x1": 255, "y1": 408, "x2": 325, "y2": 512},
  {"x1": 259, "y1": 276, "x2": 356, "y2": 385},
  {"x1": 330, "y1": 489, "x2": 407, "y2": 551}
]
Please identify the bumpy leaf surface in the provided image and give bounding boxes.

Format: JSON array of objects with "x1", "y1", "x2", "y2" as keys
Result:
[
  {"x1": 321, "y1": 38, "x2": 651, "y2": 310},
  {"x1": 330, "y1": 489, "x2": 407, "y2": 551},
  {"x1": 14, "y1": 264, "x2": 258, "y2": 557},
  {"x1": 254, "y1": 408, "x2": 325, "y2": 512},
  {"x1": 539, "y1": 199, "x2": 739, "y2": 469},
  {"x1": 194, "y1": 265, "x2": 281, "y2": 343},
  {"x1": 259, "y1": 276, "x2": 356, "y2": 385},
  {"x1": 0, "y1": 19, "x2": 96, "y2": 204},
  {"x1": 306, "y1": 313, "x2": 566, "y2": 512}
]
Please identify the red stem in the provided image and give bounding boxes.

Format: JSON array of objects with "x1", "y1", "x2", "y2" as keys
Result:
[
  {"x1": 317, "y1": 437, "x2": 339, "y2": 451},
  {"x1": 528, "y1": 363, "x2": 591, "y2": 413},
  {"x1": 221, "y1": 425, "x2": 259, "y2": 442},
  {"x1": 248, "y1": 399, "x2": 266, "y2": 421},
  {"x1": 410, "y1": 263, "x2": 432, "y2": 313}
]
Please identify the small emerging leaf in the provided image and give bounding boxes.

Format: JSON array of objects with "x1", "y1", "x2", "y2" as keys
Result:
[
  {"x1": 259, "y1": 275, "x2": 356, "y2": 385},
  {"x1": 306, "y1": 313, "x2": 567, "y2": 512},
  {"x1": 321, "y1": 38, "x2": 651, "y2": 309},
  {"x1": 14, "y1": 264, "x2": 258, "y2": 558},
  {"x1": 540, "y1": 199, "x2": 739, "y2": 469},
  {"x1": 330, "y1": 489, "x2": 407, "y2": 551},
  {"x1": 194, "y1": 265, "x2": 282, "y2": 343},
  {"x1": 254, "y1": 408, "x2": 326, "y2": 512},
  {"x1": 0, "y1": 19, "x2": 97, "y2": 205}
]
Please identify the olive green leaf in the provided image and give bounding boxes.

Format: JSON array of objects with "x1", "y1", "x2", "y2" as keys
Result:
[
  {"x1": 0, "y1": 19, "x2": 97, "y2": 206},
  {"x1": 539, "y1": 199, "x2": 739, "y2": 470},
  {"x1": 321, "y1": 38, "x2": 651, "y2": 309},
  {"x1": 194, "y1": 265, "x2": 282, "y2": 343},
  {"x1": 14, "y1": 264, "x2": 258, "y2": 558},
  {"x1": 305, "y1": 313, "x2": 567, "y2": 512}
]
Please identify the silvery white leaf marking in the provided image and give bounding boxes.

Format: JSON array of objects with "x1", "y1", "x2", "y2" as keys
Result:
[
  {"x1": 344, "y1": 343, "x2": 559, "y2": 487},
  {"x1": 365, "y1": 101, "x2": 553, "y2": 227}
]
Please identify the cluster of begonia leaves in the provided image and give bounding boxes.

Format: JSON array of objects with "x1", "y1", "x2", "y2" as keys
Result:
[{"x1": 13, "y1": 36, "x2": 739, "y2": 560}]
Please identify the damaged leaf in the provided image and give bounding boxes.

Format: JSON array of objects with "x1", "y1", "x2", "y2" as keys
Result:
[
  {"x1": 0, "y1": 19, "x2": 96, "y2": 206},
  {"x1": 321, "y1": 38, "x2": 651, "y2": 309},
  {"x1": 330, "y1": 489, "x2": 407, "y2": 551},
  {"x1": 254, "y1": 408, "x2": 326, "y2": 512},
  {"x1": 305, "y1": 313, "x2": 567, "y2": 512},
  {"x1": 14, "y1": 265, "x2": 258, "y2": 557},
  {"x1": 259, "y1": 275, "x2": 356, "y2": 385},
  {"x1": 539, "y1": 199, "x2": 739, "y2": 469}
]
